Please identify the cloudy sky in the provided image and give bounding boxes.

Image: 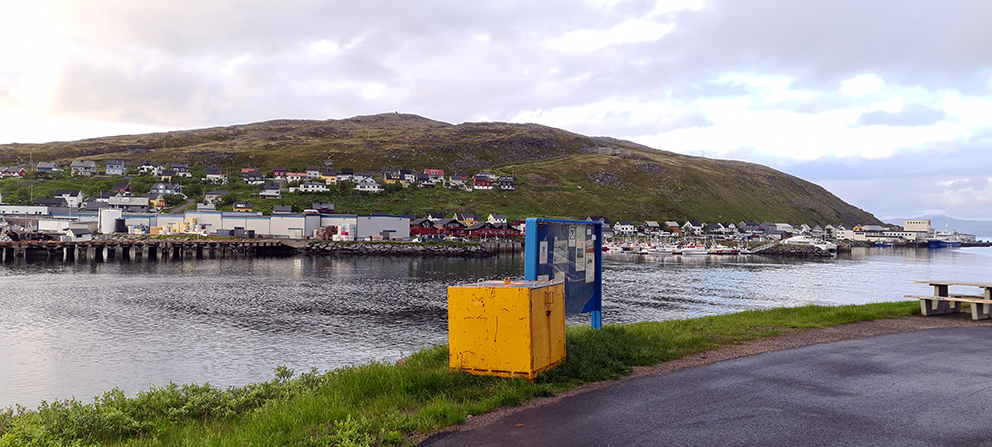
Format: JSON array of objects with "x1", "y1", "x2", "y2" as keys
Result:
[{"x1": 2, "y1": 0, "x2": 991, "y2": 222}]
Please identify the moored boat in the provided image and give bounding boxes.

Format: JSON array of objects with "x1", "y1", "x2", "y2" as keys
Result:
[{"x1": 927, "y1": 233, "x2": 962, "y2": 248}]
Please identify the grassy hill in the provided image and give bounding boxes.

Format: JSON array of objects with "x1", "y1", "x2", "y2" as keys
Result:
[{"x1": 0, "y1": 113, "x2": 879, "y2": 226}]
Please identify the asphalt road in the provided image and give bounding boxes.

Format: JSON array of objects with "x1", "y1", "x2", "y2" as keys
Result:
[{"x1": 422, "y1": 327, "x2": 992, "y2": 447}]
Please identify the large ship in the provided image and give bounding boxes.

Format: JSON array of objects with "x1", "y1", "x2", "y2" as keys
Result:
[{"x1": 927, "y1": 231, "x2": 963, "y2": 248}]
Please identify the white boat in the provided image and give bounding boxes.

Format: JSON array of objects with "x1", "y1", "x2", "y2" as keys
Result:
[
  {"x1": 780, "y1": 235, "x2": 837, "y2": 252},
  {"x1": 707, "y1": 244, "x2": 739, "y2": 255},
  {"x1": 680, "y1": 244, "x2": 708, "y2": 255}
]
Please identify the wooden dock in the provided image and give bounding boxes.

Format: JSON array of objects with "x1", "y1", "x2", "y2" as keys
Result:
[{"x1": 0, "y1": 239, "x2": 291, "y2": 263}]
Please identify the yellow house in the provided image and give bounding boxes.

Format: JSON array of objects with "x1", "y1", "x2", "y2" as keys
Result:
[
  {"x1": 144, "y1": 193, "x2": 166, "y2": 211},
  {"x1": 384, "y1": 172, "x2": 408, "y2": 187},
  {"x1": 233, "y1": 201, "x2": 253, "y2": 212},
  {"x1": 321, "y1": 170, "x2": 338, "y2": 185}
]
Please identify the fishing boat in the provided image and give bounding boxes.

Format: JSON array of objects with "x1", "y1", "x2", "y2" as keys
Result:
[
  {"x1": 707, "y1": 244, "x2": 739, "y2": 255},
  {"x1": 927, "y1": 232, "x2": 962, "y2": 248}
]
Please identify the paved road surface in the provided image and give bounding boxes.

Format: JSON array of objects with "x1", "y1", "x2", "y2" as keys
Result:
[{"x1": 422, "y1": 327, "x2": 992, "y2": 447}]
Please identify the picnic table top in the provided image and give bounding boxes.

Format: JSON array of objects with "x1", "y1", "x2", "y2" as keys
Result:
[{"x1": 914, "y1": 280, "x2": 992, "y2": 288}]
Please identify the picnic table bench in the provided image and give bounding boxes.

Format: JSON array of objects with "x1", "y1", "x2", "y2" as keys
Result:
[{"x1": 905, "y1": 280, "x2": 992, "y2": 320}]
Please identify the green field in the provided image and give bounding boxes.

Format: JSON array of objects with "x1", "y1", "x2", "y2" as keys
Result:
[{"x1": 0, "y1": 301, "x2": 919, "y2": 446}]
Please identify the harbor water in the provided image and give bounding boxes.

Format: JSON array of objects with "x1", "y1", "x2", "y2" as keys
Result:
[{"x1": 2, "y1": 246, "x2": 992, "y2": 409}]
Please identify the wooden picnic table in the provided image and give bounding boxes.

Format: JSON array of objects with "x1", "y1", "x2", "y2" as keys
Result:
[{"x1": 905, "y1": 280, "x2": 992, "y2": 320}]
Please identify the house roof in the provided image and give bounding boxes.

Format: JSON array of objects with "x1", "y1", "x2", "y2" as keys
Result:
[
  {"x1": 106, "y1": 159, "x2": 124, "y2": 165},
  {"x1": 55, "y1": 190, "x2": 82, "y2": 196},
  {"x1": 205, "y1": 167, "x2": 224, "y2": 175},
  {"x1": 34, "y1": 197, "x2": 68, "y2": 206},
  {"x1": 70, "y1": 160, "x2": 96, "y2": 168},
  {"x1": 83, "y1": 200, "x2": 109, "y2": 211},
  {"x1": 69, "y1": 228, "x2": 92, "y2": 236},
  {"x1": 273, "y1": 205, "x2": 293, "y2": 213},
  {"x1": 109, "y1": 196, "x2": 149, "y2": 206},
  {"x1": 206, "y1": 190, "x2": 231, "y2": 195},
  {"x1": 112, "y1": 181, "x2": 130, "y2": 190},
  {"x1": 263, "y1": 182, "x2": 281, "y2": 190}
]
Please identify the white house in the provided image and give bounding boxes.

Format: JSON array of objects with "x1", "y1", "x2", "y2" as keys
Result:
[
  {"x1": 298, "y1": 182, "x2": 329, "y2": 193},
  {"x1": 204, "y1": 167, "x2": 227, "y2": 184},
  {"x1": 54, "y1": 190, "x2": 85, "y2": 208},
  {"x1": 682, "y1": 220, "x2": 704, "y2": 235},
  {"x1": 137, "y1": 161, "x2": 163, "y2": 176},
  {"x1": 614, "y1": 221, "x2": 636, "y2": 235},
  {"x1": 106, "y1": 160, "x2": 126, "y2": 176},
  {"x1": 487, "y1": 214, "x2": 508, "y2": 225},
  {"x1": 355, "y1": 178, "x2": 383, "y2": 193},
  {"x1": 70, "y1": 160, "x2": 97, "y2": 176},
  {"x1": 64, "y1": 228, "x2": 93, "y2": 242},
  {"x1": 260, "y1": 183, "x2": 282, "y2": 199}
]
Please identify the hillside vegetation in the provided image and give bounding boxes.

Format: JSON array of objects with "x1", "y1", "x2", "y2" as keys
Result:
[{"x1": 0, "y1": 113, "x2": 879, "y2": 225}]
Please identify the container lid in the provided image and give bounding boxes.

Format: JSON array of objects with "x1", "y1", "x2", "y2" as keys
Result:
[{"x1": 453, "y1": 279, "x2": 562, "y2": 289}]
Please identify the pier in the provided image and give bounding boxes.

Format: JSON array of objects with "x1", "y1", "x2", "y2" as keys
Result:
[{"x1": 0, "y1": 239, "x2": 290, "y2": 263}]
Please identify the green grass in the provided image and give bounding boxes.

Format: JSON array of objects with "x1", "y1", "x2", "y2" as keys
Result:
[{"x1": 0, "y1": 301, "x2": 919, "y2": 446}]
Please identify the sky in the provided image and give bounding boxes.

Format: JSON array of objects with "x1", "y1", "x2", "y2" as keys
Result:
[{"x1": 2, "y1": 0, "x2": 991, "y2": 222}]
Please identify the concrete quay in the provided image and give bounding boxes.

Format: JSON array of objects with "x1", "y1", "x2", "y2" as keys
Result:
[{"x1": 0, "y1": 239, "x2": 289, "y2": 263}]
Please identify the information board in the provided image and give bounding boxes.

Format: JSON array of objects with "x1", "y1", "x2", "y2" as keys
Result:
[{"x1": 524, "y1": 218, "x2": 603, "y2": 329}]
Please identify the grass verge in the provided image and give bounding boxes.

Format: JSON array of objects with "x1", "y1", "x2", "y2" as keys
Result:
[{"x1": 0, "y1": 301, "x2": 919, "y2": 446}]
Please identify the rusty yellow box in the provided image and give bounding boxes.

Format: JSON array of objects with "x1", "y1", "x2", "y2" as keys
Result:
[{"x1": 447, "y1": 279, "x2": 565, "y2": 380}]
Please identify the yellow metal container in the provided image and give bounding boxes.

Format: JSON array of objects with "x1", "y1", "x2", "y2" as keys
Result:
[{"x1": 448, "y1": 279, "x2": 566, "y2": 380}]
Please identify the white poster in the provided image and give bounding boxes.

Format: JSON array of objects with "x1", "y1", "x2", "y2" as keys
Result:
[
  {"x1": 539, "y1": 240, "x2": 548, "y2": 265},
  {"x1": 554, "y1": 240, "x2": 568, "y2": 264},
  {"x1": 585, "y1": 247, "x2": 596, "y2": 283},
  {"x1": 576, "y1": 239, "x2": 586, "y2": 272}
]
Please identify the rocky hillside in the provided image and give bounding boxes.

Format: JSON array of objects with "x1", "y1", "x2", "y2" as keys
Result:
[{"x1": 0, "y1": 113, "x2": 880, "y2": 226}]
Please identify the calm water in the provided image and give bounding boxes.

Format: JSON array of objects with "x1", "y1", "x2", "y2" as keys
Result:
[{"x1": 2, "y1": 247, "x2": 991, "y2": 408}]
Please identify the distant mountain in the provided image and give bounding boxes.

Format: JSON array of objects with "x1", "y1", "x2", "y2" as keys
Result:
[
  {"x1": 903, "y1": 215, "x2": 992, "y2": 240},
  {"x1": 0, "y1": 113, "x2": 881, "y2": 226}
]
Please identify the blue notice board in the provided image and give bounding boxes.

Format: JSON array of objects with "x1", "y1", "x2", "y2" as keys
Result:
[{"x1": 524, "y1": 218, "x2": 603, "y2": 329}]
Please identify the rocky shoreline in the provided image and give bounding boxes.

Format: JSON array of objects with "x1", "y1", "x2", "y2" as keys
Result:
[
  {"x1": 301, "y1": 241, "x2": 496, "y2": 257},
  {"x1": 758, "y1": 244, "x2": 834, "y2": 258}
]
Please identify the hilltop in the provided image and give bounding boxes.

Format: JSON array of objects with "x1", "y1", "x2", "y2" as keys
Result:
[{"x1": 0, "y1": 113, "x2": 880, "y2": 225}]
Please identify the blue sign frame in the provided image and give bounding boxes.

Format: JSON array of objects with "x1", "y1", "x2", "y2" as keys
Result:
[{"x1": 524, "y1": 218, "x2": 603, "y2": 329}]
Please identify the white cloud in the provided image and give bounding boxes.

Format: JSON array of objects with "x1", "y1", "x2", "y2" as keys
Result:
[
  {"x1": 841, "y1": 74, "x2": 885, "y2": 97},
  {"x1": 545, "y1": 19, "x2": 674, "y2": 53}
]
